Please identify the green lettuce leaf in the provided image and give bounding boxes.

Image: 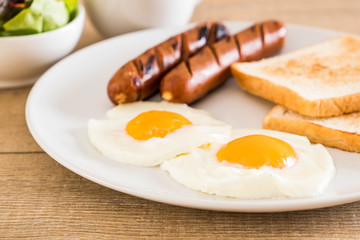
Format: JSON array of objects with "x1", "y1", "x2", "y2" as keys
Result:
[
  {"x1": 2, "y1": 0, "x2": 76, "y2": 35},
  {"x1": 3, "y1": 8, "x2": 42, "y2": 34},
  {"x1": 62, "y1": 0, "x2": 78, "y2": 19}
]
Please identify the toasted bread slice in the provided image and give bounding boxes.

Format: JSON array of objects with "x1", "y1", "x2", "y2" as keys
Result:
[
  {"x1": 231, "y1": 35, "x2": 360, "y2": 117},
  {"x1": 263, "y1": 105, "x2": 360, "y2": 153}
]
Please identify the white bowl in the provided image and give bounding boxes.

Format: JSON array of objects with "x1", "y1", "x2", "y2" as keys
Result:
[
  {"x1": 0, "y1": 4, "x2": 86, "y2": 88},
  {"x1": 84, "y1": 0, "x2": 201, "y2": 38}
]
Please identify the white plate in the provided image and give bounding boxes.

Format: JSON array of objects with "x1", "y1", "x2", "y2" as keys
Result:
[{"x1": 26, "y1": 22, "x2": 360, "y2": 212}]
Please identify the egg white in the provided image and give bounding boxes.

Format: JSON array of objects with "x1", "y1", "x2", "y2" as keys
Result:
[
  {"x1": 88, "y1": 101, "x2": 231, "y2": 167},
  {"x1": 160, "y1": 128, "x2": 335, "y2": 199}
]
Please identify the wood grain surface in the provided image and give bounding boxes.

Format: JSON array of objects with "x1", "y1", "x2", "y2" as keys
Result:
[{"x1": 1, "y1": 0, "x2": 360, "y2": 239}]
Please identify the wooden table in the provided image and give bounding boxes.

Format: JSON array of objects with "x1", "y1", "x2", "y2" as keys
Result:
[{"x1": 1, "y1": 0, "x2": 360, "y2": 238}]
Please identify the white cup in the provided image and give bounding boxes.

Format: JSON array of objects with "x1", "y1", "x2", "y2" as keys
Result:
[{"x1": 84, "y1": 0, "x2": 202, "y2": 38}]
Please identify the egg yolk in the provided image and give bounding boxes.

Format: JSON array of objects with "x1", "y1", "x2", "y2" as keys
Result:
[
  {"x1": 216, "y1": 135, "x2": 297, "y2": 169},
  {"x1": 125, "y1": 110, "x2": 192, "y2": 140}
]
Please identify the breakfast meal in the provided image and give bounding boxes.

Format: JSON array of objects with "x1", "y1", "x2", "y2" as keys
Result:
[
  {"x1": 263, "y1": 105, "x2": 360, "y2": 153},
  {"x1": 160, "y1": 20, "x2": 286, "y2": 104},
  {"x1": 107, "y1": 21, "x2": 230, "y2": 104},
  {"x1": 231, "y1": 35, "x2": 360, "y2": 117},
  {"x1": 107, "y1": 20, "x2": 286, "y2": 105},
  {"x1": 86, "y1": 20, "x2": 360, "y2": 199},
  {"x1": 0, "y1": 0, "x2": 78, "y2": 36}
]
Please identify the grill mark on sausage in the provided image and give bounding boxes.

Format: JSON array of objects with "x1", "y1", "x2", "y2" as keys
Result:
[
  {"x1": 233, "y1": 32, "x2": 242, "y2": 61},
  {"x1": 145, "y1": 55, "x2": 156, "y2": 74},
  {"x1": 198, "y1": 25, "x2": 209, "y2": 42},
  {"x1": 180, "y1": 33, "x2": 187, "y2": 61},
  {"x1": 154, "y1": 46, "x2": 163, "y2": 71},
  {"x1": 184, "y1": 60, "x2": 192, "y2": 76},
  {"x1": 131, "y1": 60, "x2": 145, "y2": 100},
  {"x1": 133, "y1": 60, "x2": 144, "y2": 78},
  {"x1": 172, "y1": 41, "x2": 179, "y2": 51},
  {"x1": 214, "y1": 24, "x2": 229, "y2": 41},
  {"x1": 259, "y1": 22, "x2": 265, "y2": 51},
  {"x1": 209, "y1": 43, "x2": 223, "y2": 66}
]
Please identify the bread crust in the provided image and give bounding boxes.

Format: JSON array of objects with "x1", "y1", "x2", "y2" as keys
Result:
[
  {"x1": 231, "y1": 65, "x2": 360, "y2": 117},
  {"x1": 263, "y1": 106, "x2": 360, "y2": 153}
]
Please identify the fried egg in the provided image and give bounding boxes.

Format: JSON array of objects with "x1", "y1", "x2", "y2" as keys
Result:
[
  {"x1": 160, "y1": 129, "x2": 335, "y2": 199},
  {"x1": 88, "y1": 101, "x2": 231, "y2": 167}
]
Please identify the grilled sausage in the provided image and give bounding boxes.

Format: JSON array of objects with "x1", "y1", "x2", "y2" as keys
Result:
[
  {"x1": 107, "y1": 22, "x2": 230, "y2": 104},
  {"x1": 160, "y1": 20, "x2": 287, "y2": 104}
]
